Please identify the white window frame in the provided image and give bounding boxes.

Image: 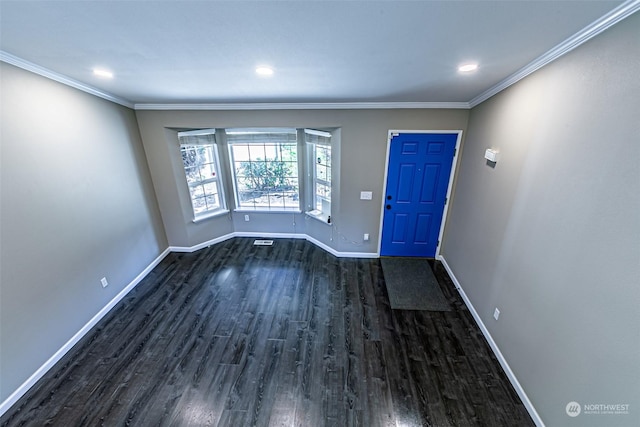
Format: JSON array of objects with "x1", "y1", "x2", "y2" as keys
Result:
[
  {"x1": 305, "y1": 129, "x2": 332, "y2": 224},
  {"x1": 178, "y1": 129, "x2": 227, "y2": 221},
  {"x1": 227, "y1": 128, "x2": 301, "y2": 212}
]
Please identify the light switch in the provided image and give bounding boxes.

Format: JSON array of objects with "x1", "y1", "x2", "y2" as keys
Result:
[{"x1": 360, "y1": 191, "x2": 373, "y2": 200}]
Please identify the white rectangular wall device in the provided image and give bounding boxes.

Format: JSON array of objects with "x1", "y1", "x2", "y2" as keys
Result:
[{"x1": 484, "y1": 148, "x2": 499, "y2": 162}]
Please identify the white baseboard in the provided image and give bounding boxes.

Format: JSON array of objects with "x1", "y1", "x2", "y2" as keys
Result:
[
  {"x1": 171, "y1": 232, "x2": 379, "y2": 259},
  {"x1": 233, "y1": 231, "x2": 307, "y2": 240},
  {"x1": 0, "y1": 248, "x2": 171, "y2": 417},
  {"x1": 304, "y1": 234, "x2": 378, "y2": 258},
  {"x1": 0, "y1": 234, "x2": 377, "y2": 417},
  {"x1": 437, "y1": 255, "x2": 545, "y2": 427},
  {"x1": 169, "y1": 233, "x2": 237, "y2": 253}
]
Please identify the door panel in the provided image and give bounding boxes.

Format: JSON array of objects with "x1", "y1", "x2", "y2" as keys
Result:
[
  {"x1": 414, "y1": 213, "x2": 433, "y2": 243},
  {"x1": 397, "y1": 164, "x2": 415, "y2": 202},
  {"x1": 381, "y1": 133, "x2": 457, "y2": 257},
  {"x1": 420, "y1": 164, "x2": 440, "y2": 202},
  {"x1": 391, "y1": 213, "x2": 409, "y2": 243}
]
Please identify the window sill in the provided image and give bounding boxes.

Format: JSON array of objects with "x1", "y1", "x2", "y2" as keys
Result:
[
  {"x1": 234, "y1": 208, "x2": 302, "y2": 214},
  {"x1": 306, "y1": 210, "x2": 332, "y2": 225},
  {"x1": 192, "y1": 209, "x2": 229, "y2": 223}
]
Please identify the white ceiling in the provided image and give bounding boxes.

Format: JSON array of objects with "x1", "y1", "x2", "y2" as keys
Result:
[{"x1": 0, "y1": 0, "x2": 633, "y2": 107}]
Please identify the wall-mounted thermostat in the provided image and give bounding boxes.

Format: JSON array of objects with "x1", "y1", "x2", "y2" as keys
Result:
[{"x1": 484, "y1": 148, "x2": 499, "y2": 162}]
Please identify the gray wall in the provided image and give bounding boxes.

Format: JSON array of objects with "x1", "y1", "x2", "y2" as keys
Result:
[
  {"x1": 442, "y1": 12, "x2": 640, "y2": 427},
  {"x1": 135, "y1": 109, "x2": 469, "y2": 253},
  {"x1": 5, "y1": 12, "x2": 636, "y2": 422},
  {"x1": 0, "y1": 63, "x2": 167, "y2": 402}
]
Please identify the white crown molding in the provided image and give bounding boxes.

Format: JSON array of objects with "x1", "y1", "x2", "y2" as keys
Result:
[
  {"x1": 469, "y1": 0, "x2": 640, "y2": 108},
  {"x1": 3, "y1": 0, "x2": 637, "y2": 112},
  {"x1": 0, "y1": 51, "x2": 134, "y2": 109},
  {"x1": 133, "y1": 101, "x2": 470, "y2": 111},
  {"x1": 0, "y1": 55, "x2": 466, "y2": 110}
]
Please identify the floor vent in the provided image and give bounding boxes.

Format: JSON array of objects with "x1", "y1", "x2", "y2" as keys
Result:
[{"x1": 253, "y1": 239, "x2": 274, "y2": 246}]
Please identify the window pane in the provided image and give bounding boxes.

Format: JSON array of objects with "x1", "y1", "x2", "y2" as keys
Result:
[
  {"x1": 249, "y1": 145, "x2": 265, "y2": 161},
  {"x1": 319, "y1": 146, "x2": 331, "y2": 164},
  {"x1": 264, "y1": 144, "x2": 278, "y2": 161},
  {"x1": 266, "y1": 192, "x2": 282, "y2": 209},
  {"x1": 316, "y1": 183, "x2": 330, "y2": 199},
  {"x1": 181, "y1": 147, "x2": 198, "y2": 167},
  {"x1": 192, "y1": 196, "x2": 207, "y2": 214},
  {"x1": 232, "y1": 144, "x2": 250, "y2": 162},
  {"x1": 203, "y1": 182, "x2": 218, "y2": 198},
  {"x1": 250, "y1": 191, "x2": 270, "y2": 208},
  {"x1": 205, "y1": 194, "x2": 219, "y2": 210},
  {"x1": 238, "y1": 192, "x2": 255, "y2": 206},
  {"x1": 283, "y1": 195, "x2": 299, "y2": 209},
  {"x1": 284, "y1": 161, "x2": 298, "y2": 178},
  {"x1": 184, "y1": 166, "x2": 199, "y2": 184},
  {"x1": 317, "y1": 165, "x2": 328, "y2": 182},
  {"x1": 238, "y1": 197, "x2": 256, "y2": 209},
  {"x1": 282, "y1": 144, "x2": 297, "y2": 161},
  {"x1": 236, "y1": 177, "x2": 251, "y2": 193},
  {"x1": 234, "y1": 161, "x2": 249, "y2": 178},
  {"x1": 198, "y1": 161, "x2": 216, "y2": 180},
  {"x1": 190, "y1": 184, "x2": 204, "y2": 199},
  {"x1": 283, "y1": 178, "x2": 298, "y2": 192}
]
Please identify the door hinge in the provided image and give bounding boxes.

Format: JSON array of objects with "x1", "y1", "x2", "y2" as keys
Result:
[
  {"x1": 444, "y1": 197, "x2": 448, "y2": 205},
  {"x1": 437, "y1": 240, "x2": 440, "y2": 247},
  {"x1": 454, "y1": 148, "x2": 457, "y2": 156}
]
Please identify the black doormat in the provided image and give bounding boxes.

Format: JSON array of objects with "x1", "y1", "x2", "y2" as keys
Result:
[{"x1": 380, "y1": 257, "x2": 451, "y2": 311}]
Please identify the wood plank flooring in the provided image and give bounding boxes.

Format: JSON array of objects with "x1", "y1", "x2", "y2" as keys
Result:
[{"x1": 1, "y1": 238, "x2": 534, "y2": 426}]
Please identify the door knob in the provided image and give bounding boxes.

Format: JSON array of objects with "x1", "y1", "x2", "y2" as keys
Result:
[
  {"x1": 387, "y1": 195, "x2": 392, "y2": 200},
  {"x1": 386, "y1": 204, "x2": 391, "y2": 210}
]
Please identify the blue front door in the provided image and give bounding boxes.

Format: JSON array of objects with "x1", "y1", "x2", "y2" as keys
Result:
[{"x1": 380, "y1": 133, "x2": 457, "y2": 257}]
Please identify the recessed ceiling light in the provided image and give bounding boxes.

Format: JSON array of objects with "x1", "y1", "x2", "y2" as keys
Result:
[
  {"x1": 255, "y1": 66, "x2": 274, "y2": 76},
  {"x1": 458, "y1": 63, "x2": 478, "y2": 73},
  {"x1": 93, "y1": 68, "x2": 114, "y2": 78}
]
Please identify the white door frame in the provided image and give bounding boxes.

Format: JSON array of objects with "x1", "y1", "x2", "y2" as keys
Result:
[{"x1": 377, "y1": 130, "x2": 463, "y2": 258}]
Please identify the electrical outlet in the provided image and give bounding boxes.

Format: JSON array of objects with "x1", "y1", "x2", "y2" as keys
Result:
[
  {"x1": 244, "y1": 214, "x2": 250, "y2": 222},
  {"x1": 363, "y1": 233, "x2": 370, "y2": 241},
  {"x1": 101, "y1": 277, "x2": 109, "y2": 288},
  {"x1": 493, "y1": 308, "x2": 500, "y2": 320}
]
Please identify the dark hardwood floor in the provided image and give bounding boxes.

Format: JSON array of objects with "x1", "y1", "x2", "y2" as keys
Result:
[{"x1": 1, "y1": 238, "x2": 534, "y2": 426}]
